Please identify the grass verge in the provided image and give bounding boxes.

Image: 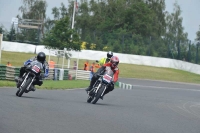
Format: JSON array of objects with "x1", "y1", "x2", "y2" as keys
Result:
[
  {"x1": 119, "y1": 63, "x2": 200, "y2": 84},
  {"x1": 0, "y1": 80, "x2": 90, "y2": 90}
]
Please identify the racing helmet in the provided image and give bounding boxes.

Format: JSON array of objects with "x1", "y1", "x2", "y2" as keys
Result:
[
  {"x1": 110, "y1": 56, "x2": 119, "y2": 68},
  {"x1": 37, "y1": 52, "x2": 46, "y2": 63},
  {"x1": 107, "y1": 51, "x2": 113, "y2": 58}
]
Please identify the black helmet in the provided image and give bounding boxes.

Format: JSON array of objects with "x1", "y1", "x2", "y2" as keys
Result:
[
  {"x1": 107, "y1": 51, "x2": 113, "y2": 58},
  {"x1": 37, "y1": 52, "x2": 46, "y2": 63}
]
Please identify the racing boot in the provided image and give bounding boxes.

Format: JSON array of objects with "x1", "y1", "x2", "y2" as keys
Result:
[
  {"x1": 15, "y1": 76, "x2": 23, "y2": 88},
  {"x1": 85, "y1": 77, "x2": 96, "y2": 93},
  {"x1": 15, "y1": 76, "x2": 22, "y2": 82},
  {"x1": 30, "y1": 85, "x2": 36, "y2": 91},
  {"x1": 100, "y1": 89, "x2": 110, "y2": 100},
  {"x1": 85, "y1": 86, "x2": 92, "y2": 94}
]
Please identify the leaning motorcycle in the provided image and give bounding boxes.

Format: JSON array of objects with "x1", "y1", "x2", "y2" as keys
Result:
[
  {"x1": 87, "y1": 67, "x2": 114, "y2": 104},
  {"x1": 16, "y1": 60, "x2": 43, "y2": 97}
]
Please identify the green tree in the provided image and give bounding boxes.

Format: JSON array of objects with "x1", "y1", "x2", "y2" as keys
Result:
[
  {"x1": 6, "y1": 27, "x2": 16, "y2": 41},
  {"x1": 42, "y1": 16, "x2": 81, "y2": 51},
  {"x1": 164, "y1": 2, "x2": 188, "y2": 59},
  {"x1": 60, "y1": 2, "x2": 68, "y2": 18},
  {"x1": 0, "y1": 25, "x2": 8, "y2": 40},
  {"x1": 0, "y1": 25, "x2": 4, "y2": 34},
  {"x1": 19, "y1": 0, "x2": 47, "y2": 20},
  {"x1": 195, "y1": 25, "x2": 200, "y2": 42},
  {"x1": 44, "y1": 3, "x2": 68, "y2": 33},
  {"x1": 17, "y1": 0, "x2": 47, "y2": 43},
  {"x1": 44, "y1": 17, "x2": 54, "y2": 33},
  {"x1": 52, "y1": 7, "x2": 60, "y2": 20},
  {"x1": 147, "y1": 0, "x2": 166, "y2": 37}
]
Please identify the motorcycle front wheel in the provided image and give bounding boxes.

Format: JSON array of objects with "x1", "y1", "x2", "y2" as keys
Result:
[
  {"x1": 16, "y1": 89, "x2": 20, "y2": 96},
  {"x1": 87, "y1": 96, "x2": 94, "y2": 103},
  {"x1": 18, "y1": 78, "x2": 32, "y2": 97},
  {"x1": 91, "y1": 85, "x2": 106, "y2": 104}
]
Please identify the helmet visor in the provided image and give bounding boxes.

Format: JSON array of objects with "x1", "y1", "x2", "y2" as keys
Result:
[{"x1": 111, "y1": 61, "x2": 118, "y2": 67}]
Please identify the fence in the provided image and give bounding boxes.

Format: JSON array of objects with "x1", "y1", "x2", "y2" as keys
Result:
[{"x1": 0, "y1": 65, "x2": 90, "y2": 81}]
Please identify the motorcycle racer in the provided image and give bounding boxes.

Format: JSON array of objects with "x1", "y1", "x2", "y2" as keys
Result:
[{"x1": 86, "y1": 56, "x2": 119, "y2": 99}]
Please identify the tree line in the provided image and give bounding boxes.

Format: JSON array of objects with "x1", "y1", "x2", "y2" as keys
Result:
[{"x1": 0, "y1": 0, "x2": 200, "y2": 63}]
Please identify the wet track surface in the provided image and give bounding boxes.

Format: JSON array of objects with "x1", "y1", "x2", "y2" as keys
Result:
[{"x1": 1, "y1": 79, "x2": 200, "y2": 133}]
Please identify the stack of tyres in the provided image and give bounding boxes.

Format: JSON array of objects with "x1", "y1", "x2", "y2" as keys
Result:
[
  {"x1": 0, "y1": 65, "x2": 7, "y2": 80},
  {"x1": 63, "y1": 70, "x2": 69, "y2": 80}
]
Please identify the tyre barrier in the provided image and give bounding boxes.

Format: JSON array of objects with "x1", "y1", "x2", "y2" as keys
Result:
[{"x1": 0, "y1": 65, "x2": 90, "y2": 81}]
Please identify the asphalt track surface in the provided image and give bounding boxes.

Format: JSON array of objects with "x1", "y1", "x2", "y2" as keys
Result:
[{"x1": 1, "y1": 78, "x2": 200, "y2": 133}]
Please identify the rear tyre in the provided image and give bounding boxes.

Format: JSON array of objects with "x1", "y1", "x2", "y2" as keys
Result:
[
  {"x1": 18, "y1": 78, "x2": 32, "y2": 97},
  {"x1": 91, "y1": 85, "x2": 105, "y2": 104}
]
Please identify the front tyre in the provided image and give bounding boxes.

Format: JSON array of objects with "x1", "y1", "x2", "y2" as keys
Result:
[
  {"x1": 87, "y1": 96, "x2": 94, "y2": 103},
  {"x1": 91, "y1": 85, "x2": 106, "y2": 104},
  {"x1": 18, "y1": 78, "x2": 32, "y2": 97},
  {"x1": 16, "y1": 89, "x2": 20, "y2": 96}
]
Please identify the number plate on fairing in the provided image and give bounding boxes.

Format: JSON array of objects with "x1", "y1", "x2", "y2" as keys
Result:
[
  {"x1": 32, "y1": 65, "x2": 40, "y2": 73},
  {"x1": 103, "y1": 74, "x2": 112, "y2": 83}
]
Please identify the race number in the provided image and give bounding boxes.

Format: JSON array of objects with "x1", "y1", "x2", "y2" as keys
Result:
[
  {"x1": 103, "y1": 74, "x2": 112, "y2": 83},
  {"x1": 32, "y1": 65, "x2": 40, "y2": 73}
]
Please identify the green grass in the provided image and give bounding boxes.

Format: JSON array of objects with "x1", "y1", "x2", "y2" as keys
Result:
[
  {"x1": 0, "y1": 80, "x2": 90, "y2": 89},
  {"x1": 38, "y1": 80, "x2": 90, "y2": 89},
  {"x1": 0, "y1": 80, "x2": 16, "y2": 87},
  {"x1": 1, "y1": 50, "x2": 94, "y2": 69},
  {"x1": 1, "y1": 50, "x2": 200, "y2": 84},
  {"x1": 119, "y1": 63, "x2": 200, "y2": 84}
]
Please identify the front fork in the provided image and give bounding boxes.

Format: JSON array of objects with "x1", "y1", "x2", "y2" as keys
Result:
[
  {"x1": 95, "y1": 82, "x2": 107, "y2": 97},
  {"x1": 27, "y1": 76, "x2": 35, "y2": 91},
  {"x1": 95, "y1": 83, "x2": 102, "y2": 93},
  {"x1": 101, "y1": 85, "x2": 107, "y2": 97},
  {"x1": 19, "y1": 72, "x2": 35, "y2": 91},
  {"x1": 20, "y1": 72, "x2": 30, "y2": 88}
]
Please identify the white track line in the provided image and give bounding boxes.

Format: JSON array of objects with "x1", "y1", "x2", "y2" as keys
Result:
[
  {"x1": 125, "y1": 84, "x2": 200, "y2": 92},
  {"x1": 119, "y1": 77, "x2": 200, "y2": 86}
]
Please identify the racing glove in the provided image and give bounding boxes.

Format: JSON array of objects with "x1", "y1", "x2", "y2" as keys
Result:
[{"x1": 44, "y1": 68, "x2": 49, "y2": 77}]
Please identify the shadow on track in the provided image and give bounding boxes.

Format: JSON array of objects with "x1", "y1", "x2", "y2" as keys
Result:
[
  {"x1": 20, "y1": 96, "x2": 47, "y2": 100},
  {"x1": 10, "y1": 94, "x2": 53, "y2": 100}
]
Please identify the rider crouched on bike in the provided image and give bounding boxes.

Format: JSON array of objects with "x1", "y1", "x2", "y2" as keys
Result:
[
  {"x1": 15, "y1": 52, "x2": 49, "y2": 91},
  {"x1": 86, "y1": 56, "x2": 119, "y2": 99}
]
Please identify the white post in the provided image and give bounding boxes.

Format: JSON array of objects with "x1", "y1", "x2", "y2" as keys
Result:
[
  {"x1": 71, "y1": 1, "x2": 76, "y2": 30},
  {"x1": 0, "y1": 34, "x2": 3, "y2": 64},
  {"x1": 71, "y1": 1, "x2": 76, "y2": 39},
  {"x1": 68, "y1": 58, "x2": 70, "y2": 69},
  {"x1": 75, "y1": 50, "x2": 80, "y2": 80},
  {"x1": 62, "y1": 49, "x2": 66, "y2": 69},
  {"x1": 48, "y1": 49, "x2": 50, "y2": 63}
]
